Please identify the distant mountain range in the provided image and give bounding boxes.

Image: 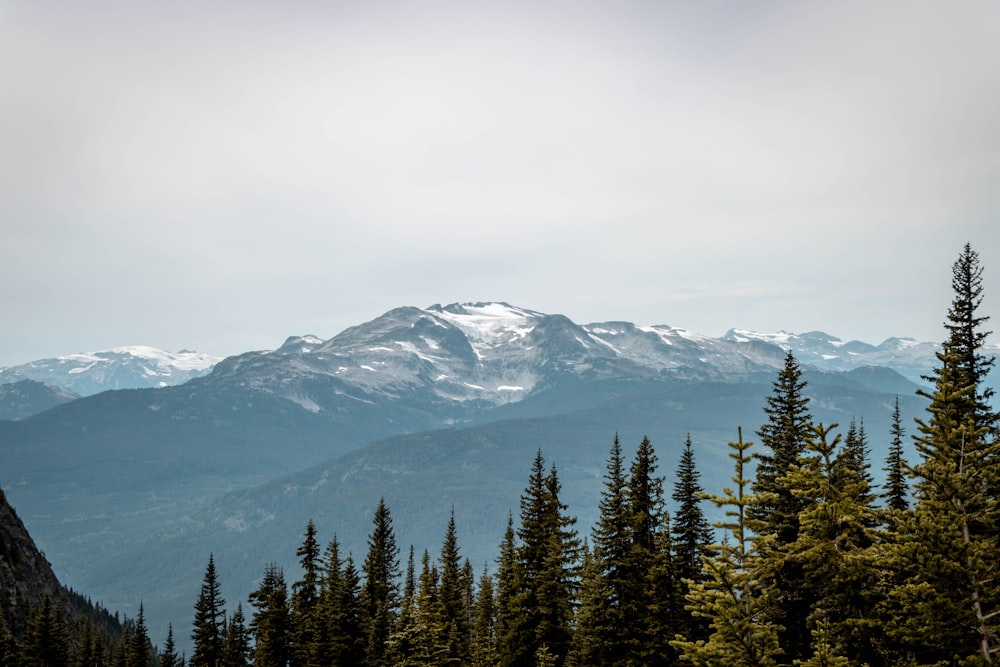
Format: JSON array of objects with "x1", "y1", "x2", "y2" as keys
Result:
[
  {"x1": 0, "y1": 346, "x2": 220, "y2": 398},
  {"x1": 0, "y1": 302, "x2": 978, "y2": 651}
]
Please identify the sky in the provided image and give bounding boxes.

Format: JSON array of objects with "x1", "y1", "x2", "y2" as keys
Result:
[{"x1": 2, "y1": 1, "x2": 999, "y2": 367}]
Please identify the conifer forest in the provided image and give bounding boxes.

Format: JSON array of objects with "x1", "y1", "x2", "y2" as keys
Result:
[{"x1": 2, "y1": 243, "x2": 999, "y2": 666}]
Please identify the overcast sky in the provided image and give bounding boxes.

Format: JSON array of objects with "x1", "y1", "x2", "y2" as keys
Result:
[{"x1": 2, "y1": 1, "x2": 998, "y2": 366}]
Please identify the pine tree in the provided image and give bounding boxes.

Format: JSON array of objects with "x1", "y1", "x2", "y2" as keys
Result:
[
  {"x1": 566, "y1": 542, "x2": 603, "y2": 667},
  {"x1": 753, "y1": 352, "x2": 814, "y2": 660},
  {"x1": 469, "y1": 564, "x2": 498, "y2": 667},
  {"x1": 773, "y1": 423, "x2": 882, "y2": 663},
  {"x1": 437, "y1": 511, "x2": 470, "y2": 665},
  {"x1": 881, "y1": 244, "x2": 1000, "y2": 663},
  {"x1": 248, "y1": 563, "x2": 291, "y2": 667},
  {"x1": 191, "y1": 554, "x2": 226, "y2": 667},
  {"x1": 508, "y1": 451, "x2": 579, "y2": 666},
  {"x1": 494, "y1": 513, "x2": 518, "y2": 667},
  {"x1": 23, "y1": 594, "x2": 69, "y2": 667},
  {"x1": 672, "y1": 429, "x2": 783, "y2": 667},
  {"x1": 881, "y1": 396, "x2": 909, "y2": 513},
  {"x1": 386, "y1": 545, "x2": 418, "y2": 665},
  {"x1": 315, "y1": 547, "x2": 364, "y2": 666},
  {"x1": 671, "y1": 434, "x2": 713, "y2": 643},
  {"x1": 625, "y1": 435, "x2": 678, "y2": 665},
  {"x1": 127, "y1": 602, "x2": 151, "y2": 667},
  {"x1": 0, "y1": 611, "x2": 18, "y2": 667},
  {"x1": 291, "y1": 520, "x2": 321, "y2": 667},
  {"x1": 223, "y1": 604, "x2": 251, "y2": 667},
  {"x1": 161, "y1": 623, "x2": 182, "y2": 667},
  {"x1": 361, "y1": 497, "x2": 402, "y2": 667},
  {"x1": 588, "y1": 434, "x2": 631, "y2": 664},
  {"x1": 754, "y1": 350, "x2": 813, "y2": 543}
]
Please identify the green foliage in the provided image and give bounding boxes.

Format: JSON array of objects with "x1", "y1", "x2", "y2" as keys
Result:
[
  {"x1": 190, "y1": 554, "x2": 226, "y2": 667},
  {"x1": 361, "y1": 497, "x2": 402, "y2": 667},
  {"x1": 248, "y1": 563, "x2": 291, "y2": 667},
  {"x1": 881, "y1": 396, "x2": 909, "y2": 513},
  {"x1": 672, "y1": 429, "x2": 783, "y2": 667}
]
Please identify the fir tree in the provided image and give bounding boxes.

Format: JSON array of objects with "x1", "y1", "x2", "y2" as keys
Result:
[
  {"x1": 23, "y1": 594, "x2": 69, "y2": 667},
  {"x1": 161, "y1": 623, "x2": 182, "y2": 667},
  {"x1": 469, "y1": 563, "x2": 498, "y2": 667},
  {"x1": 494, "y1": 513, "x2": 518, "y2": 667},
  {"x1": 509, "y1": 451, "x2": 579, "y2": 666},
  {"x1": 437, "y1": 511, "x2": 470, "y2": 665},
  {"x1": 248, "y1": 563, "x2": 291, "y2": 667},
  {"x1": 881, "y1": 396, "x2": 909, "y2": 513},
  {"x1": 191, "y1": 554, "x2": 226, "y2": 667},
  {"x1": 672, "y1": 428, "x2": 783, "y2": 666},
  {"x1": 671, "y1": 434, "x2": 713, "y2": 643},
  {"x1": 566, "y1": 542, "x2": 603, "y2": 667},
  {"x1": 223, "y1": 604, "x2": 251, "y2": 667},
  {"x1": 773, "y1": 423, "x2": 882, "y2": 663},
  {"x1": 754, "y1": 350, "x2": 813, "y2": 543},
  {"x1": 127, "y1": 602, "x2": 150, "y2": 667},
  {"x1": 589, "y1": 434, "x2": 631, "y2": 664},
  {"x1": 626, "y1": 435, "x2": 678, "y2": 665},
  {"x1": 753, "y1": 352, "x2": 814, "y2": 660},
  {"x1": 882, "y1": 244, "x2": 1000, "y2": 662},
  {"x1": 291, "y1": 520, "x2": 321, "y2": 667},
  {"x1": 361, "y1": 497, "x2": 402, "y2": 667}
]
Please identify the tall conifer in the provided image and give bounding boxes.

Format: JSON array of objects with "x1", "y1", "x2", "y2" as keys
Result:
[
  {"x1": 361, "y1": 498, "x2": 401, "y2": 667},
  {"x1": 191, "y1": 554, "x2": 226, "y2": 667}
]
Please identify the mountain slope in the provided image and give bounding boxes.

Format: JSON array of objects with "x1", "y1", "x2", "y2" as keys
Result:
[{"x1": 0, "y1": 380, "x2": 79, "y2": 420}]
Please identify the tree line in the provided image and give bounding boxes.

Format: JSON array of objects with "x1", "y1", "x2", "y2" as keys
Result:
[{"x1": 3, "y1": 243, "x2": 998, "y2": 665}]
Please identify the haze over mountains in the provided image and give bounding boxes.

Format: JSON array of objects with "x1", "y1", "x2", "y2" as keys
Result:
[{"x1": 0, "y1": 302, "x2": 964, "y2": 650}]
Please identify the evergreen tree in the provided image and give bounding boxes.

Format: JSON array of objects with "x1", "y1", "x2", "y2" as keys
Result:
[
  {"x1": 470, "y1": 564, "x2": 498, "y2": 667},
  {"x1": 566, "y1": 542, "x2": 603, "y2": 667},
  {"x1": 23, "y1": 594, "x2": 69, "y2": 667},
  {"x1": 625, "y1": 435, "x2": 678, "y2": 665},
  {"x1": 753, "y1": 350, "x2": 813, "y2": 543},
  {"x1": 494, "y1": 513, "x2": 518, "y2": 667},
  {"x1": 315, "y1": 536, "x2": 356, "y2": 663},
  {"x1": 508, "y1": 451, "x2": 579, "y2": 666},
  {"x1": 361, "y1": 497, "x2": 402, "y2": 667},
  {"x1": 248, "y1": 563, "x2": 292, "y2": 667},
  {"x1": 161, "y1": 623, "x2": 182, "y2": 667},
  {"x1": 753, "y1": 352, "x2": 814, "y2": 660},
  {"x1": 589, "y1": 434, "x2": 631, "y2": 664},
  {"x1": 672, "y1": 429, "x2": 782, "y2": 666},
  {"x1": 127, "y1": 602, "x2": 151, "y2": 667},
  {"x1": 223, "y1": 604, "x2": 251, "y2": 667},
  {"x1": 386, "y1": 546, "x2": 418, "y2": 665},
  {"x1": 794, "y1": 620, "x2": 848, "y2": 667},
  {"x1": 773, "y1": 423, "x2": 882, "y2": 664},
  {"x1": 939, "y1": 243, "x2": 998, "y2": 437},
  {"x1": 437, "y1": 511, "x2": 470, "y2": 665},
  {"x1": 881, "y1": 396, "x2": 909, "y2": 512},
  {"x1": 881, "y1": 244, "x2": 1000, "y2": 662},
  {"x1": 0, "y1": 611, "x2": 18, "y2": 667},
  {"x1": 671, "y1": 434, "x2": 713, "y2": 643},
  {"x1": 291, "y1": 520, "x2": 321, "y2": 667},
  {"x1": 191, "y1": 554, "x2": 226, "y2": 667}
]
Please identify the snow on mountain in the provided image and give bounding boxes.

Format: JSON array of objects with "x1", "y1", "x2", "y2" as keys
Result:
[
  {"x1": 721, "y1": 328, "x2": 939, "y2": 383},
  {"x1": 0, "y1": 347, "x2": 221, "y2": 396}
]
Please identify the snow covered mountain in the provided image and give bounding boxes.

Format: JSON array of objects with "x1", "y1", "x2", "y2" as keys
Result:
[
  {"x1": 0, "y1": 346, "x2": 221, "y2": 397},
  {"x1": 198, "y1": 302, "x2": 793, "y2": 424},
  {"x1": 720, "y1": 329, "x2": 940, "y2": 384},
  {"x1": 200, "y1": 302, "x2": 941, "y2": 420}
]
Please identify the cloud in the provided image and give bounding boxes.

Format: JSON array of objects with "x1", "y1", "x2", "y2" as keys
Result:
[{"x1": 1, "y1": 1, "x2": 999, "y2": 364}]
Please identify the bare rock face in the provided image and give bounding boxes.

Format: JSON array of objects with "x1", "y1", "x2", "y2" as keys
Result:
[{"x1": 0, "y1": 488, "x2": 67, "y2": 634}]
